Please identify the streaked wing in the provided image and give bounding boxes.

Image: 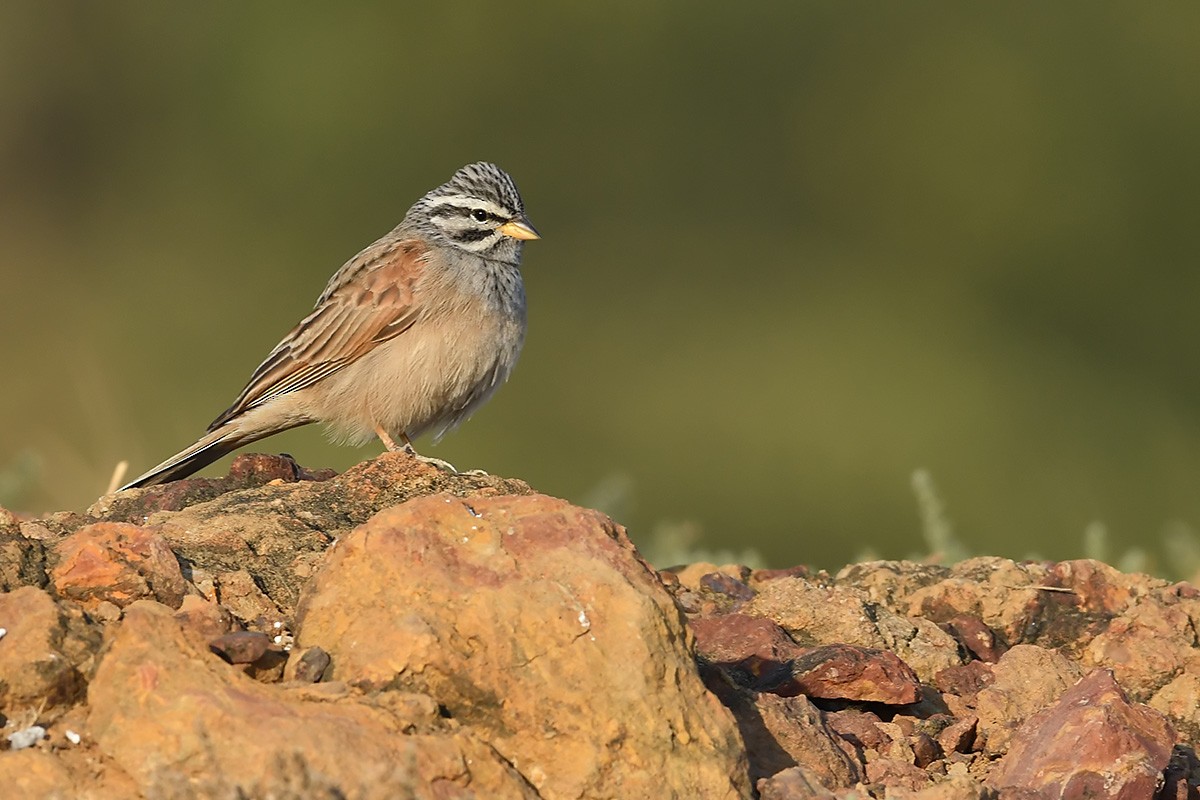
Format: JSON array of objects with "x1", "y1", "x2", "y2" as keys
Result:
[{"x1": 207, "y1": 238, "x2": 427, "y2": 431}]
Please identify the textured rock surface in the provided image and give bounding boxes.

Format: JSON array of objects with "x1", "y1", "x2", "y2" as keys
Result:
[
  {"x1": 1, "y1": 452, "x2": 1200, "y2": 798},
  {"x1": 89, "y1": 600, "x2": 537, "y2": 799},
  {"x1": 0, "y1": 586, "x2": 99, "y2": 724},
  {"x1": 51, "y1": 522, "x2": 186, "y2": 612},
  {"x1": 988, "y1": 669, "x2": 1176, "y2": 798},
  {"x1": 295, "y1": 493, "x2": 751, "y2": 799}
]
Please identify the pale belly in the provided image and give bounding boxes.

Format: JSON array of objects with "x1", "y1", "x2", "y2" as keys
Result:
[{"x1": 299, "y1": 310, "x2": 525, "y2": 446}]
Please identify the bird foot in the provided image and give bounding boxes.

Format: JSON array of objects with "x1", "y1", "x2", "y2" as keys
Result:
[{"x1": 409, "y1": 451, "x2": 459, "y2": 474}]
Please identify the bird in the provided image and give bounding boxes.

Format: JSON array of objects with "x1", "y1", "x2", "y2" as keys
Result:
[{"x1": 120, "y1": 161, "x2": 538, "y2": 490}]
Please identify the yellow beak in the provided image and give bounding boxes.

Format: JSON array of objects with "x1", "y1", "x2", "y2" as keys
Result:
[{"x1": 498, "y1": 217, "x2": 541, "y2": 241}]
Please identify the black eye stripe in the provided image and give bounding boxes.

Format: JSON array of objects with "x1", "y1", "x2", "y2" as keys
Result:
[{"x1": 433, "y1": 205, "x2": 508, "y2": 223}]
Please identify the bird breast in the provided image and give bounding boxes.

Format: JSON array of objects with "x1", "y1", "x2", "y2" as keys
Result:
[{"x1": 305, "y1": 267, "x2": 526, "y2": 446}]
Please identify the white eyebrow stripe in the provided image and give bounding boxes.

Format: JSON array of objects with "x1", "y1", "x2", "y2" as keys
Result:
[{"x1": 428, "y1": 195, "x2": 512, "y2": 217}]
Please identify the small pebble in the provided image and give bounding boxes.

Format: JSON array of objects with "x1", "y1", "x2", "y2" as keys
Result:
[
  {"x1": 209, "y1": 631, "x2": 271, "y2": 664},
  {"x1": 6, "y1": 726, "x2": 46, "y2": 750},
  {"x1": 65, "y1": 730, "x2": 81, "y2": 745},
  {"x1": 293, "y1": 646, "x2": 331, "y2": 683},
  {"x1": 0, "y1": 627, "x2": 7, "y2": 640}
]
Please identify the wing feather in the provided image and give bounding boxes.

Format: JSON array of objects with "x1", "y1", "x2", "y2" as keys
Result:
[{"x1": 207, "y1": 238, "x2": 426, "y2": 431}]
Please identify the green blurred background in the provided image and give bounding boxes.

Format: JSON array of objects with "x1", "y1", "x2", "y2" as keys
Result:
[{"x1": 3, "y1": 3, "x2": 1199, "y2": 574}]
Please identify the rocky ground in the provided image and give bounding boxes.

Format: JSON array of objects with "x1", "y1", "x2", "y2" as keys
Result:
[{"x1": 1, "y1": 453, "x2": 1198, "y2": 799}]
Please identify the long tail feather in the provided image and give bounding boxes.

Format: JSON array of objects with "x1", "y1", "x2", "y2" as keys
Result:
[{"x1": 120, "y1": 428, "x2": 248, "y2": 490}]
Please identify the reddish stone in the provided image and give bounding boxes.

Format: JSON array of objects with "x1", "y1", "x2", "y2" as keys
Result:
[
  {"x1": 209, "y1": 631, "x2": 271, "y2": 664},
  {"x1": 988, "y1": 670, "x2": 1175, "y2": 798},
  {"x1": 287, "y1": 647, "x2": 331, "y2": 683},
  {"x1": 756, "y1": 766, "x2": 837, "y2": 799},
  {"x1": 934, "y1": 660, "x2": 995, "y2": 703},
  {"x1": 691, "y1": 613, "x2": 803, "y2": 679},
  {"x1": 700, "y1": 572, "x2": 756, "y2": 603},
  {"x1": 763, "y1": 644, "x2": 921, "y2": 705},
  {"x1": 750, "y1": 565, "x2": 811, "y2": 584},
  {"x1": 943, "y1": 615, "x2": 1007, "y2": 663},
  {"x1": 938, "y1": 715, "x2": 979, "y2": 755},
  {"x1": 226, "y1": 453, "x2": 337, "y2": 484},
  {"x1": 1045, "y1": 560, "x2": 1134, "y2": 616},
  {"x1": 865, "y1": 756, "x2": 931, "y2": 792},
  {"x1": 51, "y1": 522, "x2": 186, "y2": 611},
  {"x1": 825, "y1": 709, "x2": 889, "y2": 751},
  {"x1": 911, "y1": 731, "x2": 941, "y2": 768}
]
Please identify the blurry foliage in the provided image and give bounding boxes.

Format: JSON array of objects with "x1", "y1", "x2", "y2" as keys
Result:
[
  {"x1": 2, "y1": 4, "x2": 1200, "y2": 574},
  {"x1": 0, "y1": 451, "x2": 42, "y2": 509}
]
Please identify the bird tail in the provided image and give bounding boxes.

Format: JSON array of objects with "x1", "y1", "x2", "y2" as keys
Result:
[{"x1": 120, "y1": 427, "x2": 249, "y2": 490}]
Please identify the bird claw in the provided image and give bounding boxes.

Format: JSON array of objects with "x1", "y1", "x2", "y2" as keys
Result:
[{"x1": 410, "y1": 453, "x2": 459, "y2": 474}]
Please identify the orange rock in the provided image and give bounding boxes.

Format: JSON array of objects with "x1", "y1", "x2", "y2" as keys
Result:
[
  {"x1": 50, "y1": 522, "x2": 186, "y2": 611},
  {"x1": 87, "y1": 600, "x2": 537, "y2": 799},
  {"x1": 0, "y1": 750, "x2": 75, "y2": 797},
  {"x1": 295, "y1": 493, "x2": 753, "y2": 799},
  {"x1": 974, "y1": 644, "x2": 1083, "y2": 756},
  {"x1": 0, "y1": 586, "x2": 98, "y2": 722}
]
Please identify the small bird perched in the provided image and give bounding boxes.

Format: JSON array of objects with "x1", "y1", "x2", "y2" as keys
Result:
[{"x1": 121, "y1": 162, "x2": 538, "y2": 490}]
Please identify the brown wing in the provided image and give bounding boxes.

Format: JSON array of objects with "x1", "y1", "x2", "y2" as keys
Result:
[{"x1": 207, "y1": 238, "x2": 427, "y2": 431}]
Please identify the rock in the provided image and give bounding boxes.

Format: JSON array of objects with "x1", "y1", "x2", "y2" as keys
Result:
[
  {"x1": 747, "y1": 576, "x2": 962, "y2": 682},
  {"x1": 833, "y1": 560, "x2": 952, "y2": 611},
  {"x1": 937, "y1": 715, "x2": 978, "y2": 755},
  {"x1": 0, "y1": 750, "x2": 75, "y2": 797},
  {"x1": 987, "y1": 670, "x2": 1175, "y2": 798},
  {"x1": 208, "y1": 630, "x2": 271, "y2": 664},
  {"x1": 0, "y1": 586, "x2": 100, "y2": 723},
  {"x1": 825, "y1": 709, "x2": 889, "y2": 753},
  {"x1": 211, "y1": 569, "x2": 282, "y2": 627},
  {"x1": 295, "y1": 493, "x2": 752, "y2": 799},
  {"x1": 756, "y1": 765, "x2": 838, "y2": 799},
  {"x1": 705, "y1": 678, "x2": 862, "y2": 788},
  {"x1": 974, "y1": 644, "x2": 1084, "y2": 756},
  {"x1": 941, "y1": 614, "x2": 1007, "y2": 663},
  {"x1": 865, "y1": 751, "x2": 931, "y2": 792},
  {"x1": 173, "y1": 594, "x2": 236, "y2": 650},
  {"x1": 694, "y1": 614, "x2": 921, "y2": 705},
  {"x1": 904, "y1": 557, "x2": 1068, "y2": 648},
  {"x1": 7, "y1": 452, "x2": 1200, "y2": 798},
  {"x1": 762, "y1": 644, "x2": 920, "y2": 704},
  {"x1": 5, "y1": 725, "x2": 46, "y2": 749},
  {"x1": 933, "y1": 660, "x2": 994, "y2": 704},
  {"x1": 284, "y1": 646, "x2": 331, "y2": 683},
  {"x1": 1158, "y1": 745, "x2": 1200, "y2": 800},
  {"x1": 1151, "y1": 672, "x2": 1200, "y2": 744},
  {"x1": 95, "y1": 452, "x2": 535, "y2": 617},
  {"x1": 50, "y1": 522, "x2": 187, "y2": 612},
  {"x1": 0, "y1": 527, "x2": 48, "y2": 591},
  {"x1": 692, "y1": 612, "x2": 803, "y2": 679},
  {"x1": 1084, "y1": 596, "x2": 1197, "y2": 700},
  {"x1": 87, "y1": 600, "x2": 539, "y2": 799},
  {"x1": 888, "y1": 775, "x2": 987, "y2": 799}
]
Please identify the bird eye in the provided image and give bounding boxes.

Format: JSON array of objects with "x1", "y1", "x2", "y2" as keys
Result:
[{"x1": 471, "y1": 209, "x2": 489, "y2": 223}]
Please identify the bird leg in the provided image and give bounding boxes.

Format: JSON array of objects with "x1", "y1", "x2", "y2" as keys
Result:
[
  {"x1": 374, "y1": 424, "x2": 457, "y2": 473},
  {"x1": 373, "y1": 424, "x2": 405, "y2": 452}
]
